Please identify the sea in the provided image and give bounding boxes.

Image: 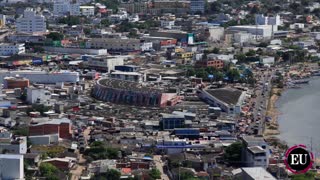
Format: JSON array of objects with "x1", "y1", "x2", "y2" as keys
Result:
[{"x1": 277, "y1": 77, "x2": 320, "y2": 156}]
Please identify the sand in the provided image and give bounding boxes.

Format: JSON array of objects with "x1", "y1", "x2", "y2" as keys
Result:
[{"x1": 264, "y1": 88, "x2": 281, "y2": 136}]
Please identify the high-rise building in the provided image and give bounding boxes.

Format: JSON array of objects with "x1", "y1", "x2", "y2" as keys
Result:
[
  {"x1": 190, "y1": 0, "x2": 205, "y2": 14},
  {"x1": 16, "y1": 8, "x2": 47, "y2": 34},
  {"x1": 53, "y1": 0, "x2": 80, "y2": 16},
  {"x1": 255, "y1": 14, "x2": 281, "y2": 26}
]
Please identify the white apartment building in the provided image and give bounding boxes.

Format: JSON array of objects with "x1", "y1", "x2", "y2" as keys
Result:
[
  {"x1": 53, "y1": 0, "x2": 80, "y2": 16},
  {"x1": 86, "y1": 56, "x2": 125, "y2": 72},
  {"x1": 0, "y1": 154, "x2": 24, "y2": 180},
  {"x1": 161, "y1": 20, "x2": 175, "y2": 29},
  {"x1": 80, "y1": 6, "x2": 95, "y2": 16},
  {"x1": 255, "y1": 14, "x2": 281, "y2": 26},
  {"x1": 228, "y1": 25, "x2": 277, "y2": 40},
  {"x1": 16, "y1": 8, "x2": 47, "y2": 34},
  {"x1": 108, "y1": 10, "x2": 128, "y2": 22},
  {"x1": 0, "y1": 43, "x2": 25, "y2": 56},
  {"x1": 26, "y1": 88, "x2": 51, "y2": 104}
]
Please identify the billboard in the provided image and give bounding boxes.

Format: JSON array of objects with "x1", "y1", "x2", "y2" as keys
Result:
[{"x1": 32, "y1": 58, "x2": 43, "y2": 65}]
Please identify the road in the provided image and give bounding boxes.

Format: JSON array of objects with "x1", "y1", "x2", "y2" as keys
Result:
[
  {"x1": 255, "y1": 69, "x2": 274, "y2": 135},
  {"x1": 247, "y1": 68, "x2": 274, "y2": 135},
  {"x1": 70, "y1": 127, "x2": 91, "y2": 180},
  {"x1": 154, "y1": 155, "x2": 170, "y2": 180}
]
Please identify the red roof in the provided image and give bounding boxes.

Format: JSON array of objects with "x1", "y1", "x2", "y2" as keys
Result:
[{"x1": 121, "y1": 168, "x2": 132, "y2": 174}]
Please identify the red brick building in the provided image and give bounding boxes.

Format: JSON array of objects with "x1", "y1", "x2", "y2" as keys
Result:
[
  {"x1": 4, "y1": 77, "x2": 29, "y2": 89},
  {"x1": 195, "y1": 59, "x2": 224, "y2": 69},
  {"x1": 42, "y1": 158, "x2": 72, "y2": 171},
  {"x1": 29, "y1": 118, "x2": 72, "y2": 139}
]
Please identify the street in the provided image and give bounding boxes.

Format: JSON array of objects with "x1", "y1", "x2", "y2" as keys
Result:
[{"x1": 154, "y1": 155, "x2": 170, "y2": 180}]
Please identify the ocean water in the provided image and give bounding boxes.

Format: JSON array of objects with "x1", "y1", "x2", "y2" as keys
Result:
[{"x1": 277, "y1": 77, "x2": 320, "y2": 155}]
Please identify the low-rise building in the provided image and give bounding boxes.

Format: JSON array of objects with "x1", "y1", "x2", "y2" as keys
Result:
[
  {"x1": 0, "y1": 43, "x2": 25, "y2": 56},
  {"x1": 195, "y1": 59, "x2": 224, "y2": 69},
  {"x1": 0, "y1": 135, "x2": 27, "y2": 154},
  {"x1": 86, "y1": 55, "x2": 125, "y2": 72},
  {"x1": 110, "y1": 71, "x2": 144, "y2": 83},
  {"x1": 80, "y1": 6, "x2": 95, "y2": 16},
  {"x1": 241, "y1": 136, "x2": 270, "y2": 168},
  {"x1": 0, "y1": 154, "x2": 24, "y2": 180},
  {"x1": 86, "y1": 38, "x2": 140, "y2": 52},
  {"x1": 26, "y1": 87, "x2": 51, "y2": 104},
  {"x1": 29, "y1": 118, "x2": 73, "y2": 139},
  {"x1": 198, "y1": 87, "x2": 246, "y2": 114}
]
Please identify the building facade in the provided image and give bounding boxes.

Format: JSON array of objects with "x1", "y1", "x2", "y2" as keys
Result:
[
  {"x1": 255, "y1": 14, "x2": 281, "y2": 26},
  {"x1": 16, "y1": 8, "x2": 47, "y2": 34},
  {"x1": 53, "y1": 0, "x2": 80, "y2": 16},
  {"x1": 190, "y1": 0, "x2": 205, "y2": 14},
  {"x1": 0, "y1": 154, "x2": 24, "y2": 180},
  {"x1": 29, "y1": 118, "x2": 72, "y2": 139},
  {"x1": 0, "y1": 43, "x2": 25, "y2": 56},
  {"x1": 80, "y1": 6, "x2": 95, "y2": 16},
  {"x1": 86, "y1": 38, "x2": 141, "y2": 52},
  {"x1": 92, "y1": 78, "x2": 178, "y2": 107}
]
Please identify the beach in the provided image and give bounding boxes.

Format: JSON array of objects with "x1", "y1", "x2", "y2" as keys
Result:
[{"x1": 264, "y1": 87, "x2": 281, "y2": 136}]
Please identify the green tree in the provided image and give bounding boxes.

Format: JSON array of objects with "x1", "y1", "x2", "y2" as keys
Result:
[
  {"x1": 46, "y1": 32, "x2": 64, "y2": 41},
  {"x1": 291, "y1": 171, "x2": 316, "y2": 180},
  {"x1": 180, "y1": 170, "x2": 195, "y2": 180},
  {"x1": 226, "y1": 69, "x2": 240, "y2": 82},
  {"x1": 224, "y1": 141, "x2": 243, "y2": 165},
  {"x1": 245, "y1": 50, "x2": 256, "y2": 56},
  {"x1": 40, "y1": 163, "x2": 60, "y2": 180},
  {"x1": 101, "y1": 19, "x2": 111, "y2": 27},
  {"x1": 58, "y1": 16, "x2": 80, "y2": 26},
  {"x1": 212, "y1": 47, "x2": 220, "y2": 54},
  {"x1": 149, "y1": 168, "x2": 161, "y2": 179},
  {"x1": 235, "y1": 53, "x2": 246, "y2": 63}
]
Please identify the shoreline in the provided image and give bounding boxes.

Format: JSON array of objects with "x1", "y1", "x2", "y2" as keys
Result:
[{"x1": 264, "y1": 87, "x2": 282, "y2": 137}]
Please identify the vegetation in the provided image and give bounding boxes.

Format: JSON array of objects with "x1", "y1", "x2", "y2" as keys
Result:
[
  {"x1": 12, "y1": 127, "x2": 29, "y2": 136},
  {"x1": 84, "y1": 141, "x2": 120, "y2": 160},
  {"x1": 116, "y1": 20, "x2": 159, "y2": 32},
  {"x1": 46, "y1": 32, "x2": 64, "y2": 41},
  {"x1": 224, "y1": 141, "x2": 243, "y2": 166},
  {"x1": 291, "y1": 171, "x2": 316, "y2": 180},
  {"x1": 40, "y1": 163, "x2": 60, "y2": 180},
  {"x1": 58, "y1": 16, "x2": 81, "y2": 26},
  {"x1": 149, "y1": 168, "x2": 161, "y2": 180},
  {"x1": 95, "y1": 0, "x2": 119, "y2": 11},
  {"x1": 32, "y1": 145, "x2": 66, "y2": 158},
  {"x1": 26, "y1": 104, "x2": 51, "y2": 116}
]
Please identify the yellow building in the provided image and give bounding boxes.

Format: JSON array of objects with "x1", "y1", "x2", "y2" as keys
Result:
[{"x1": 176, "y1": 52, "x2": 194, "y2": 59}]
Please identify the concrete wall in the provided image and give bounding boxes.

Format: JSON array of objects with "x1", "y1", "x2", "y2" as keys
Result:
[{"x1": 43, "y1": 46, "x2": 108, "y2": 55}]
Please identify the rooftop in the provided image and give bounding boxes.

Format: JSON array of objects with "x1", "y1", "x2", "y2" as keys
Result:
[
  {"x1": 205, "y1": 88, "x2": 243, "y2": 105},
  {"x1": 98, "y1": 78, "x2": 163, "y2": 93},
  {"x1": 247, "y1": 146, "x2": 265, "y2": 154},
  {"x1": 242, "y1": 167, "x2": 276, "y2": 180}
]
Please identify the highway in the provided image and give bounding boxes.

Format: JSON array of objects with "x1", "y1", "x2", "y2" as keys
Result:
[{"x1": 249, "y1": 68, "x2": 274, "y2": 135}]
